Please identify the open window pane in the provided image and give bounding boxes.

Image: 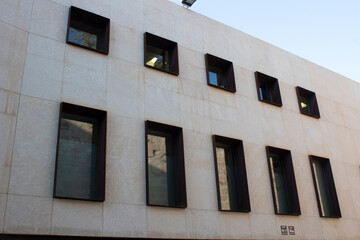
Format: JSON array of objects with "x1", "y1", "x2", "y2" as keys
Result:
[
  {"x1": 213, "y1": 135, "x2": 250, "y2": 212},
  {"x1": 266, "y1": 146, "x2": 300, "y2": 215},
  {"x1": 205, "y1": 54, "x2": 236, "y2": 92},
  {"x1": 54, "y1": 103, "x2": 106, "y2": 202},
  {"x1": 145, "y1": 121, "x2": 186, "y2": 208},
  {"x1": 296, "y1": 86, "x2": 320, "y2": 118},
  {"x1": 66, "y1": 6, "x2": 110, "y2": 54},
  {"x1": 309, "y1": 156, "x2": 341, "y2": 218},
  {"x1": 254, "y1": 71, "x2": 282, "y2": 107},
  {"x1": 144, "y1": 32, "x2": 179, "y2": 75}
]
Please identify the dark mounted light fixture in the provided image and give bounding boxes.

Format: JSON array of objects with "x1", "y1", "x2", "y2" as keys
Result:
[{"x1": 182, "y1": 0, "x2": 196, "y2": 8}]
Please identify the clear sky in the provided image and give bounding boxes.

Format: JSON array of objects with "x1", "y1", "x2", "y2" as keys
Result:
[{"x1": 168, "y1": 0, "x2": 360, "y2": 82}]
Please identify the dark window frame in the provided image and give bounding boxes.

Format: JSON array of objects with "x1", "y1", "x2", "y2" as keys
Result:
[
  {"x1": 145, "y1": 120, "x2": 187, "y2": 208},
  {"x1": 144, "y1": 32, "x2": 179, "y2": 76},
  {"x1": 212, "y1": 135, "x2": 251, "y2": 212},
  {"x1": 254, "y1": 71, "x2": 282, "y2": 107},
  {"x1": 309, "y1": 155, "x2": 341, "y2": 218},
  {"x1": 266, "y1": 146, "x2": 301, "y2": 216},
  {"x1": 53, "y1": 102, "x2": 107, "y2": 202},
  {"x1": 205, "y1": 53, "x2": 236, "y2": 93},
  {"x1": 295, "y1": 86, "x2": 320, "y2": 119},
  {"x1": 66, "y1": 6, "x2": 110, "y2": 55}
]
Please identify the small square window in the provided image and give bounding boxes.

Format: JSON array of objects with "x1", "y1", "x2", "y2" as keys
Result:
[
  {"x1": 205, "y1": 53, "x2": 236, "y2": 92},
  {"x1": 309, "y1": 155, "x2": 341, "y2": 218},
  {"x1": 144, "y1": 32, "x2": 179, "y2": 76},
  {"x1": 145, "y1": 121, "x2": 186, "y2": 208},
  {"x1": 66, "y1": 6, "x2": 110, "y2": 55},
  {"x1": 54, "y1": 103, "x2": 107, "y2": 202},
  {"x1": 295, "y1": 86, "x2": 320, "y2": 118},
  {"x1": 255, "y1": 71, "x2": 282, "y2": 107},
  {"x1": 266, "y1": 146, "x2": 301, "y2": 215},
  {"x1": 212, "y1": 135, "x2": 251, "y2": 212}
]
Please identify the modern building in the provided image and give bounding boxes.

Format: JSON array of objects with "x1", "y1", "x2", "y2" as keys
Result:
[{"x1": 0, "y1": 0, "x2": 360, "y2": 239}]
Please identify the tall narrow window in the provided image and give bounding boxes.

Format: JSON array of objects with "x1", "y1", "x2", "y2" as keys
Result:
[
  {"x1": 205, "y1": 54, "x2": 236, "y2": 93},
  {"x1": 266, "y1": 146, "x2": 301, "y2": 215},
  {"x1": 212, "y1": 135, "x2": 250, "y2": 212},
  {"x1": 145, "y1": 121, "x2": 186, "y2": 208},
  {"x1": 144, "y1": 32, "x2": 179, "y2": 76},
  {"x1": 254, "y1": 71, "x2": 282, "y2": 107},
  {"x1": 295, "y1": 86, "x2": 320, "y2": 118},
  {"x1": 309, "y1": 156, "x2": 341, "y2": 218},
  {"x1": 54, "y1": 103, "x2": 106, "y2": 201},
  {"x1": 66, "y1": 6, "x2": 110, "y2": 55}
]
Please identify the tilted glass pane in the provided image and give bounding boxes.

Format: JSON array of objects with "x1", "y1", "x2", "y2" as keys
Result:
[
  {"x1": 147, "y1": 132, "x2": 175, "y2": 206},
  {"x1": 270, "y1": 153, "x2": 289, "y2": 214},
  {"x1": 56, "y1": 116, "x2": 98, "y2": 199},
  {"x1": 312, "y1": 160, "x2": 332, "y2": 216},
  {"x1": 216, "y1": 143, "x2": 239, "y2": 210},
  {"x1": 208, "y1": 66, "x2": 224, "y2": 88}
]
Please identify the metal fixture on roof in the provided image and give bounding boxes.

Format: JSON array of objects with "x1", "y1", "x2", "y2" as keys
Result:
[{"x1": 182, "y1": 0, "x2": 196, "y2": 8}]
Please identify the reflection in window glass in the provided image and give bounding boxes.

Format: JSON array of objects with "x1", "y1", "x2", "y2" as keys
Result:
[
  {"x1": 300, "y1": 96, "x2": 310, "y2": 114},
  {"x1": 147, "y1": 131, "x2": 175, "y2": 206},
  {"x1": 56, "y1": 114, "x2": 98, "y2": 199},
  {"x1": 216, "y1": 143, "x2": 239, "y2": 211},
  {"x1": 208, "y1": 66, "x2": 224, "y2": 88},
  {"x1": 68, "y1": 20, "x2": 102, "y2": 50},
  {"x1": 259, "y1": 84, "x2": 272, "y2": 102},
  {"x1": 269, "y1": 153, "x2": 289, "y2": 214},
  {"x1": 145, "y1": 45, "x2": 170, "y2": 71},
  {"x1": 312, "y1": 160, "x2": 332, "y2": 216}
]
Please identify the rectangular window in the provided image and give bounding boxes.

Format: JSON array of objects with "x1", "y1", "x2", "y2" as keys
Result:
[
  {"x1": 309, "y1": 155, "x2": 341, "y2": 218},
  {"x1": 212, "y1": 135, "x2": 251, "y2": 212},
  {"x1": 145, "y1": 121, "x2": 186, "y2": 208},
  {"x1": 144, "y1": 32, "x2": 179, "y2": 76},
  {"x1": 66, "y1": 6, "x2": 110, "y2": 55},
  {"x1": 54, "y1": 103, "x2": 106, "y2": 201},
  {"x1": 254, "y1": 71, "x2": 282, "y2": 107},
  {"x1": 295, "y1": 86, "x2": 320, "y2": 118},
  {"x1": 266, "y1": 146, "x2": 301, "y2": 215},
  {"x1": 205, "y1": 53, "x2": 236, "y2": 93}
]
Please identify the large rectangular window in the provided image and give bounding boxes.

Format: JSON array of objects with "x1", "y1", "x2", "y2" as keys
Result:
[
  {"x1": 212, "y1": 135, "x2": 250, "y2": 212},
  {"x1": 54, "y1": 103, "x2": 106, "y2": 201},
  {"x1": 309, "y1": 155, "x2": 341, "y2": 218},
  {"x1": 145, "y1": 121, "x2": 186, "y2": 208},
  {"x1": 266, "y1": 146, "x2": 301, "y2": 215}
]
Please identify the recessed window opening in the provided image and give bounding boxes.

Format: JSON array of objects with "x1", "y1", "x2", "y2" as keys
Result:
[
  {"x1": 255, "y1": 71, "x2": 282, "y2": 107},
  {"x1": 205, "y1": 54, "x2": 236, "y2": 92},
  {"x1": 296, "y1": 86, "x2": 320, "y2": 118}
]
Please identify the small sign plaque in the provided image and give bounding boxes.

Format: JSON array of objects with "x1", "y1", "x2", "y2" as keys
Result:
[
  {"x1": 281, "y1": 225, "x2": 288, "y2": 235},
  {"x1": 289, "y1": 226, "x2": 295, "y2": 235}
]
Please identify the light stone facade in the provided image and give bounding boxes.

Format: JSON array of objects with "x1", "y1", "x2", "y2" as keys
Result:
[{"x1": 0, "y1": 0, "x2": 360, "y2": 239}]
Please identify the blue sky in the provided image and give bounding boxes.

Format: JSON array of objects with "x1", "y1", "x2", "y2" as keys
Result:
[{"x1": 168, "y1": 0, "x2": 360, "y2": 82}]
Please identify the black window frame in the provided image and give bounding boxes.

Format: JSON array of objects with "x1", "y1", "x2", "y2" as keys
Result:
[
  {"x1": 53, "y1": 102, "x2": 107, "y2": 202},
  {"x1": 254, "y1": 71, "x2": 282, "y2": 107},
  {"x1": 212, "y1": 135, "x2": 251, "y2": 212},
  {"x1": 205, "y1": 53, "x2": 236, "y2": 93},
  {"x1": 145, "y1": 120, "x2": 187, "y2": 208},
  {"x1": 144, "y1": 32, "x2": 179, "y2": 76},
  {"x1": 295, "y1": 86, "x2": 320, "y2": 119},
  {"x1": 266, "y1": 146, "x2": 301, "y2": 216},
  {"x1": 309, "y1": 155, "x2": 341, "y2": 218},
  {"x1": 66, "y1": 6, "x2": 110, "y2": 55}
]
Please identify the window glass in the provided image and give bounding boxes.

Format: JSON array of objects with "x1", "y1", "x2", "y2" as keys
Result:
[
  {"x1": 216, "y1": 143, "x2": 239, "y2": 211},
  {"x1": 145, "y1": 45, "x2": 170, "y2": 72},
  {"x1": 269, "y1": 153, "x2": 289, "y2": 214},
  {"x1": 312, "y1": 160, "x2": 332, "y2": 216},
  {"x1": 147, "y1": 130, "x2": 175, "y2": 206},
  {"x1": 55, "y1": 113, "x2": 98, "y2": 199},
  {"x1": 300, "y1": 96, "x2": 310, "y2": 114},
  {"x1": 209, "y1": 66, "x2": 224, "y2": 88}
]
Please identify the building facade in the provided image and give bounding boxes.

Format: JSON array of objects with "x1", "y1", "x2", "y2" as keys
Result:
[{"x1": 0, "y1": 0, "x2": 360, "y2": 239}]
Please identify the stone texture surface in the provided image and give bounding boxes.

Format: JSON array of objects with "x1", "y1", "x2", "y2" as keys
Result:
[{"x1": 0, "y1": 0, "x2": 360, "y2": 239}]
